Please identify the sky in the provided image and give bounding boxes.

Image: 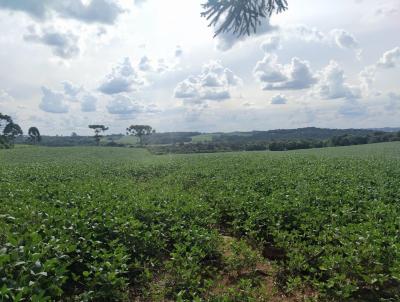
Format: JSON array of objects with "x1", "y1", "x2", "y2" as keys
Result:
[{"x1": 0, "y1": 0, "x2": 399, "y2": 135}]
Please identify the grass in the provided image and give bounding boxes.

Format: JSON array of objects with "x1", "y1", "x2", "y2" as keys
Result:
[{"x1": 1, "y1": 142, "x2": 400, "y2": 301}]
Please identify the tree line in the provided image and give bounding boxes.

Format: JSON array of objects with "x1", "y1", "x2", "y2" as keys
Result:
[{"x1": 148, "y1": 131, "x2": 400, "y2": 154}]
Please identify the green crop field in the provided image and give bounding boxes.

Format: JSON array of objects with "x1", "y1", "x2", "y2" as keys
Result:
[
  {"x1": 190, "y1": 134, "x2": 216, "y2": 143},
  {"x1": 1, "y1": 143, "x2": 400, "y2": 301}
]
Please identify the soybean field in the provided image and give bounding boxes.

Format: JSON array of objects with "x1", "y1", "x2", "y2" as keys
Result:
[{"x1": 1, "y1": 143, "x2": 400, "y2": 301}]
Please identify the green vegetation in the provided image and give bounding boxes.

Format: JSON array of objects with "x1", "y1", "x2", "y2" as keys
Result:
[
  {"x1": 191, "y1": 133, "x2": 216, "y2": 143},
  {"x1": 150, "y1": 130, "x2": 400, "y2": 154},
  {"x1": 2, "y1": 143, "x2": 400, "y2": 301}
]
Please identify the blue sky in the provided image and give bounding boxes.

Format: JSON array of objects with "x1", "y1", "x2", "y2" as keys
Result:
[{"x1": 0, "y1": 0, "x2": 399, "y2": 135}]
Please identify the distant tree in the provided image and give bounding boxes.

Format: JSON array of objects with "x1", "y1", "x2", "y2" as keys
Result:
[
  {"x1": 0, "y1": 113, "x2": 12, "y2": 133},
  {"x1": 3, "y1": 122, "x2": 23, "y2": 147},
  {"x1": 28, "y1": 127, "x2": 41, "y2": 144},
  {"x1": 201, "y1": 0, "x2": 288, "y2": 37},
  {"x1": 71, "y1": 132, "x2": 78, "y2": 137},
  {"x1": 88, "y1": 125, "x2": 109, "y2": 146},
  {"x1": 0, "y1": 113, "x2": 22, "y2": 148},
  {"x1": 126, "y1": 125, "x2": 155, "y2": 146}
]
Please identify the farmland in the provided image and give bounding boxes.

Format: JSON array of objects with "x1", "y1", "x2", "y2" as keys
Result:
[{"x1": 1, "y1": 143, "x2": 400, "y2": 301}]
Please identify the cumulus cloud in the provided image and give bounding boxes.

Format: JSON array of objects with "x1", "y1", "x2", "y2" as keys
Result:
[
  {"x1": 81, "y1": 94, "x2": 97, "y2": 112},
  {"x1": 377, "y1": 47, "x2": 400, "y2": 68},
  {"x1": 331, "y1": 29, "x2": 362, "y2": 59},
  {"x1": 0, "y1": 0, "x2": 124, "y2": 24},
  {"x1": 260, "y1": 35, "x2": 280, "y2": 53},
  {"x1": 254, "y1": 55, "x2": 316, "y2": 90},
  {"x1": 175, "y1": 45, "x2": 183, "y2": 57},
  {"x1": 358, "y1": 47, "x2": 400, "y2": 94},
  {"x1": 375, "y1": 7, "x2": 398, "y2": 17},
  {"x1": 99, "y1": 57, "x2": 144, "y2": 95},
  {"x1": 271, "y1": 94, "x2": 287, "y2": 104},
  {"x1": 359, "y1": 65, "x2": 376, "y2": 93},
  {"x1": 313, "y1": 61, "x2": 360, "y2": 100},
  {"x1": 285, "y1": 25, "x2": 362, "y2": 58},
  {"x1": 156, "y1": 59, "x2": 169, "y2": 73},
  {"x1": 0, "y1": 89, "x2": 13, "y2": 103},
  {"x1": 106, "y1": 94, "x2": 142, "y2": 115},
  {"x1": 174, "y1": 61, "x2": 241, "y2": 104},
  {"x1": 331, "y1": 29, "x2": 359, "y2": 49},
  {"x1": 62, "y1": 81, "x2": 82, "y2": 98},
  {"x1": 216, "y1": 17, "x2": 276, "y2": 51},
  {"x1": 253, "y1": 54, "x2": 286, "y2": 83},
  {"x1": 39, "y1": 86, "x2": 69, "y2": 113},
  {"x1": 55, "y1": 0, "x2": 124, "y2": 24},
  {"x1": 288, "y1": 25, "x2": 326, "y2": 42},
  {"x1": 138, "y1": 56, "x2": 152, "y2": 72},
  {"x1": 24, "y1": 26, "x2": 80, "y2": 59},
  {"x1": 0, "y1": 0, "x2": 49, "y2": 19},
  {"x1": 40, "y1": 82, "x2": 99, "y2": 113}
]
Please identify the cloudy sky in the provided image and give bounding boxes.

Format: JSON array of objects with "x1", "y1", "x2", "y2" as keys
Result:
[{"x1": 0, "y1": 0, "x2": 399, "y2": 135}]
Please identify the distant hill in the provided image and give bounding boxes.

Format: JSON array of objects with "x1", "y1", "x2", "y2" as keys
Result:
[
  {"x1": 368, "y1": 127, "x2": 400, "y2": 132},
  {"x1": 194, "y1": 127, "x2": 385, "y2": 143}
]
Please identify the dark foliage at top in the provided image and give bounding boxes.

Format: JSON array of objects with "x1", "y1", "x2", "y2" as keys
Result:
[{"x1": 202, "y1": 0, "x2": 288, "y2": 37}]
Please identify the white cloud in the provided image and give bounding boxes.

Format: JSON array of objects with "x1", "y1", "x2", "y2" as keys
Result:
[
  {"x1": 62, "y1": 81, "x2": 82, "y2": 98},
  {"x1": 106, "y1": 94, "x2": 142, "y2": 115},
  {"x1": 331, "y1": 29, "x2": 359, "y2": 50},
  {"x1": 388, "y1": 92, "x2": 400, "y2": 100},
  {"x1": 260, "y1": 35, "x2": 280, "y2": 53},
  {"x1": 0, "y1": 89, "x2": 13, "y2": 103},
  {"x1": 271, "y1": 94, "x2": 287, "y2": 104},
  {"x1": 24, "y1": 26, "x2": 80, "y2": 59},
  {"x1": 174, "y1": 79, "x2": 199, "y2": 99},
  {"x1": 39, "y1": 86, "x2": 69, "y2": 113},
  {"x1": 0, "y1": 0, "x2": 124, "y2": 24},
  {"x1": 99, "y1": 57, "x2": 144, "y2": 95},
  {"x1": 156, "y1": 59, "x2": 169, "y2": 73},
  {"x1": 359, "y1": 65, "x2": 376, "y2": 93},
  {"x1": 174, "y1": 61, "x2": 241, "y2": 104},
  {"x1": 254, "y1": 55, "x2": 316, "y2": 90},
  {"x1": 288, "y1": 24, "x2": 326, "y2": 42},
  {"x1": 375, "y1": 7, "x2": 399, "y2": 17},
  {"x1": 81, "y1": 94, "x2": 97, "y2": 112},
  {"x1": 330, "y1": 29, "x2": 362, "y2": 59},
  {"x1": 313, "y1": 60, "x2": 361, "y2": 100},
  {"x1": 253, "y1": 54, "x2": 287, "y2": 83},
  {"x1": 285, "y1": 25, "x2": 362, "y2": 58},
  {"x1": 56, "y1": 0, "x2": 124, "y2": 24},
  {"x1": 138, "y1": 56, "x2": 152, "y2": 72},
  {"x1": 215, "y1": 17, "x2": 276, "y2": 51},
  {"x1": 175, "y1": 45, "x2": 183, "y2": 57},
  {"x1": 377, "y1": 47, "x2": 400, "y2": 68}
]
